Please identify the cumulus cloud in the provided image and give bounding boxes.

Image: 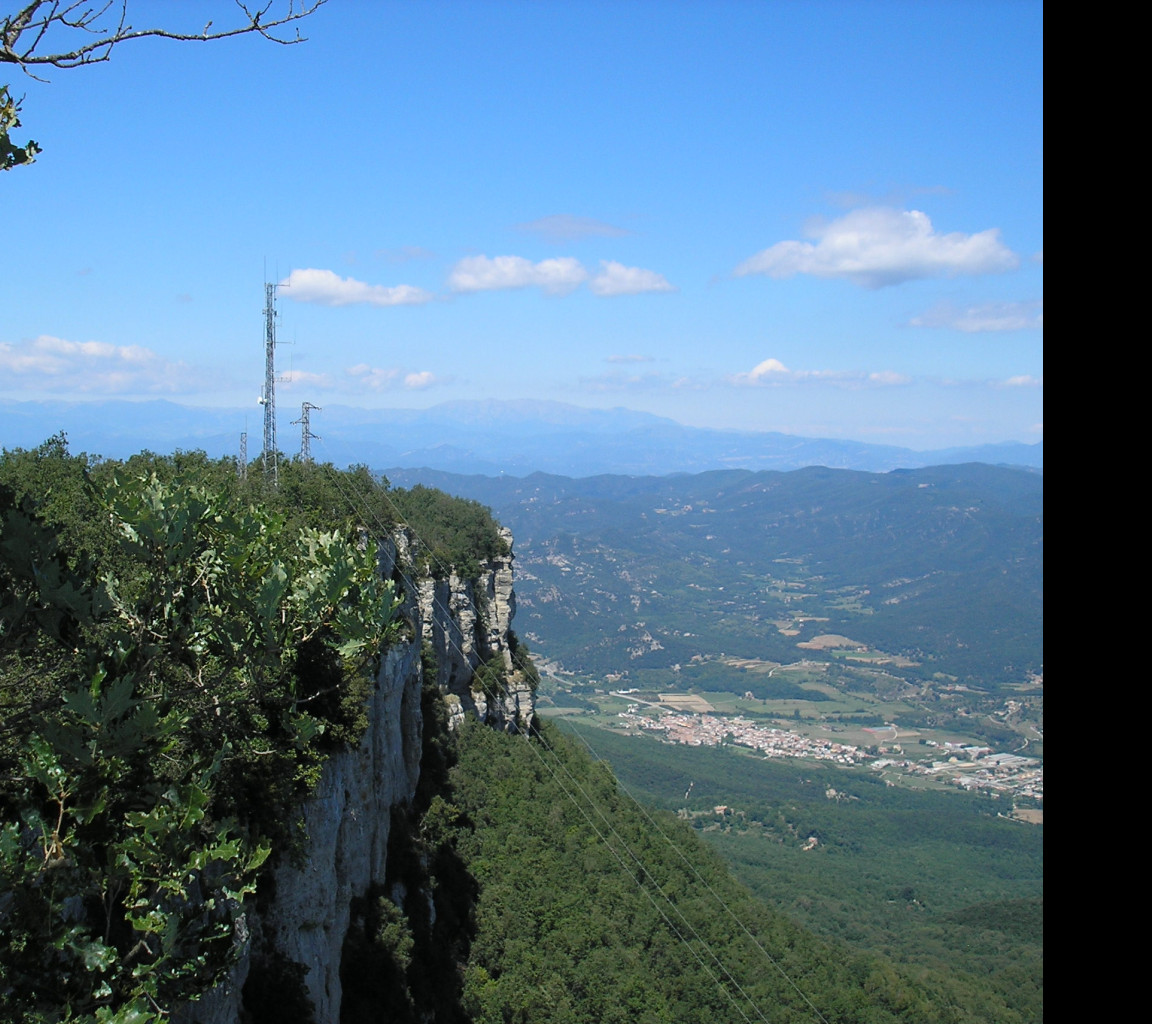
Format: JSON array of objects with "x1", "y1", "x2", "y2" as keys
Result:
[
  {"x1": 589, "y1": 260, "x2": 675, "y2": 297},
  {"x1": 729, "y1": 357, "x2": 911, "y2": 388},
  {"x1": 909, "y1": 300, "x2": 1043, "y2": 332},
  {"x1": 448, "y1": 255, "x2": 674, "y2": 297},
  {"x1": 345, "y1": 364, "x2": 445, "y2": 392},
  {"x1": 741, "y1": 358, "x2": 791, "y2": 381},
  {"x1": 516, "y1": 214, "x2": 630, "y2": 241},
  {"x1": 346, "y1": 364, "x2": 399, "y2": 390},
  {"x1": 448, "y1": 255, "x2": 588, "y2": 294},
  {"x1": 280, "y1": 268, "x2": 433, "y2": 307},
  {"x1": 403, "y1": 371, "x2": 439, "y2": 389},
  {"x1": 280, "y1": 369, "x2": 331, "y2": 388},
  {"x1": 0, "y1": 335, "x2": 198, "y2": 394},
  {"x1": 734, "y1": 208, "x2": 1020, "y2": 288},
  {"x1": 998, "y1": 374, "x2": 1043, "y2": 388}
]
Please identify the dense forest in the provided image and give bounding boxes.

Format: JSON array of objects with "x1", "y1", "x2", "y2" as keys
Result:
[
  {"x1": 1, "y1": 439, "x2": 1040, "y2": 1022},
  {"x1": 354, "y1": 712, "x2": 1040, "y2": 1023},
  {"x1": 0, "y1": 438, "x2": 503, "y2": 1021},
  {"x1": 388, "y1": 464, "x2": 1043, "y2": 688},
  {"x1": 555, "y1": 720, "x2": 1042, "y2": 1021}
]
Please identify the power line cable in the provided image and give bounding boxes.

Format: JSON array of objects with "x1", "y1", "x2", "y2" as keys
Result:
[
  {"x1": 562, "y1": 722, "x2": 832, "y2": 1024},
  {"x1": 306, "y1": 452, "x2": 773, "y2": 1012},
  {"x1": 305, "y1": 444, "x2": 827, "y2": 1022},
  {"x1": 510, "y1": 721, "x2": 760, "y2": 1024},
  {"x1": 519, "y1": 724, "x2": 773, "y2": 1023}
]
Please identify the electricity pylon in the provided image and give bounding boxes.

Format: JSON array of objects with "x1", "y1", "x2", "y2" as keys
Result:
[{"x1": 293, "y1": 402, "x2": 321, "y2": 462}]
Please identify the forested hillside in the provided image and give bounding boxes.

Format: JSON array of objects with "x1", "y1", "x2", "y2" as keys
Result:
[
  {"x1": 387, "y1": 465, "x2": 1043, "y2": 687},
  {"x1": 555, "y1": 720, "x2": 1042, "y2": 1021},
  {"x1": 1, "y1": 439, "x2": 1040, "y2": 1022},
  {"x1": 0, "y1": 438, "x2": 503, "y2": 1022},
  {"x1": 370, "y1": 715, "x2": 1039, "y2": 1023}
]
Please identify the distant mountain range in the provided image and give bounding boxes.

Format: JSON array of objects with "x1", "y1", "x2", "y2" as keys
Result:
[
  {"x1": 385, "y1": 463, "x2": 1044, "y2": 687},
  {"x1": 0, "y1": 398, "x2": 1042, "y2": 476}
]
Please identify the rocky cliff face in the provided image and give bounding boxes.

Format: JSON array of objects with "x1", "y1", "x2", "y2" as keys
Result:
[
  {"x1": 409, "y1": 526, "x2": 534, "y2": 730},
  {"x1": 183, "y1": 528, "x2": 533, "y2": 1023}
]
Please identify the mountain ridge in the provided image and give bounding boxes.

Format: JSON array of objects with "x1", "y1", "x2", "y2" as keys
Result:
[{"x1": 1, "y1": 397, "x2": 1043, "y2": 476}]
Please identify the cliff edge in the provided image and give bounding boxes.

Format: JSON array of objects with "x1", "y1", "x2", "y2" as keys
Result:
[{"x1": 184, "y1": 527, "x2": 533, "y2": 1023}]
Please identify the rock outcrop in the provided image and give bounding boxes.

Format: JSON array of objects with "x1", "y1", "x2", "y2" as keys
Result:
[
  {"x1": 182, "y1": 527, "x2": 533, "y2": 1023},
  {"x1": 412, "y1": 526, "x2": 529, "y2": 729}
]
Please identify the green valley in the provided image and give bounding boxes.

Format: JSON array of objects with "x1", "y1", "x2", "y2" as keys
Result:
[
  {"x1": 1, "y1": 442, "x2": 1042, "y2": 1021},
  {"x1": 387, "y1": 465, "x2": 1044, "y2": 789}
]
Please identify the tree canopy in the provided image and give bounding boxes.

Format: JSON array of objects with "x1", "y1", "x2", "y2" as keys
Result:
[
  {"x1": 1, "y1": 0, "x2": 328, "y2": 170},
  {"x1": 0, "y1": 441, "x2": 399, "y2": 1021}
]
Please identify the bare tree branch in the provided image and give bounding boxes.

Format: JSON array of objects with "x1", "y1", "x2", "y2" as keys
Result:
[{"x1": 1, "y1": 0, "x2": 328, "y2": 73}]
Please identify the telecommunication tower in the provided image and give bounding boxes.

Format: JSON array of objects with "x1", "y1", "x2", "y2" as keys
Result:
[
  {"x1": 237, "y1": 430, "x2": 248, "y2": 482},
  {"x1": 258, "y1": 283, "x2": 279, "y2": 486},
  {"x1": 293, "y1": 402, "x2": 321, "y2": 462}
]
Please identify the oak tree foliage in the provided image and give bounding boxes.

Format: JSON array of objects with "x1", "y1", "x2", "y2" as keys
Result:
[{"x1": 0, "y1": 440, "x2": 403, "y2": 1022}]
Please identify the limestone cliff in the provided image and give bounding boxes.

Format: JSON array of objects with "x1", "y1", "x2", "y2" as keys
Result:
[
  {"x1": 182, "y1": 527, "x2": 533, "y2": 1023},
  {"x1": 409, "y1": 526, "x2": 534, "y2": 730}
]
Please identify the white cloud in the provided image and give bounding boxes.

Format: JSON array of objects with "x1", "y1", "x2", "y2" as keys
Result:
[
  {"x1": 346, "y1": 364, "x2": 400, "y2": 390},
  {"x1": 606, "y1": 354, "x2": 655, "y2": 364},
  {"x1": 742, "y1": 357, "x2": 791, "y2": 381},
  {"x1": 280, "y1": 268, "x2": 433, "y2": 307},
  {"x1": 403, "y1": 371, "x2": 439, "y2": 390},
  {"x1": 516, "y1": 214, "x2": 630, "y2": 241},
  {"x1": 345, "y1": 364, "x2": 445, "y2": 392},
  {"x1": 729, "y1": 357, "x2": 911, "y2": 388},
  {"x1": 868, "y1": 370, "x2": 913, "y2": 386},
  {"x1": 909, "y1": 300, "x2": 1043, "y2": 332},
  {"x1": 280, "y1": 369, "x2": 331, "y2": 388},
  {"x1": 448, "y1": 255, "x2": 588, "y2": 294},
  {"x1": 447, "y1": 256, "x2": 672, "y2": 297},
  {"x1": 0, "y1": 335, "x2": 198, "y2": 394},
  {"x1": 589, "y1": 260, "x2": 675, "y2": 297},
  {"x1": 578, "y1": 370, "x2": 669, "y2": 393},
  {"x1": 998, "y1": 374, "x2": 1043, "y2": 388},
  {"x1": 734, "y1": 208, "x2": 1019, "y2": 288}
]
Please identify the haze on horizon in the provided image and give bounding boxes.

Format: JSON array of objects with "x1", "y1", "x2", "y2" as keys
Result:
[{"x1": 2, "y1": 0, "x2": 1042, "y2": 451}]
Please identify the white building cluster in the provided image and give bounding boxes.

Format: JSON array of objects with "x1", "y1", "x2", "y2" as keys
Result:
[
  {"x1": 615, "y1": 704, "x2": 1043, "y2": 803},
  {"x1": 618, "y1": 706, "x2": 866, "y2": 764}
]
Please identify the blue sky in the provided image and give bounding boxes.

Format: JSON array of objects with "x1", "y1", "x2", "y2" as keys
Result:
[{"x1": 2, "y1": 0, "x2": 1042, "y2": 450}]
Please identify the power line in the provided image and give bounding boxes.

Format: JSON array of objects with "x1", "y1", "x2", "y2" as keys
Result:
[
  {"x1": 512, "y1": 725, "x2": 761, "y2": 1024},
  {"x1": 562, "y1": 723, "x2": 831, "y2": 1024},
  {"x1": 292, "y1": 402, "x2": 321, "y2": 462},
  {"x1": 307, "y1": 442, "x2": 829, "y2": 1021},
  {"x1": 519, "y1": 725, "x2": 772, "y2": 1023}
]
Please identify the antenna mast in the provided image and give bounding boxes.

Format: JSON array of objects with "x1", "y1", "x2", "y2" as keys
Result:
[
  {"x1": 260, "y1": 282, "x2": 279, "y2": 486},
  {"x1": 237, "y1": 430, "x2": 248, "y2": 482},
  {"x1": 293, "y1": 402, "x2": 321, "y2": 462}
]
